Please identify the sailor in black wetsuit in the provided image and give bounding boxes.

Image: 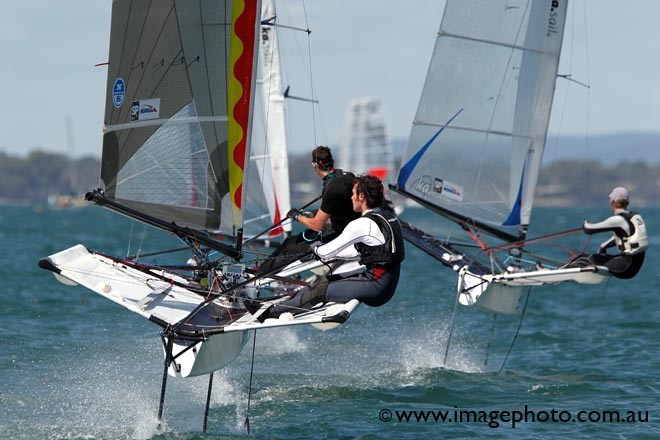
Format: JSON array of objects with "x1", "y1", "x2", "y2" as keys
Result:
[
  {"x1": 583, "y1": 186, "x2": 648, "y2": 279},
  {"x1": 259, "y1": 146, "x2": 359, "y2": 272},
  {"x1": 248, "y1": 175, "x2": 405, "y2": 320}
]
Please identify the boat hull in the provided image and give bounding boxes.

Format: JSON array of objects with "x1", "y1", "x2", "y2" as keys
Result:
[
  {"x1": 458, "y1": 265, "x2": 609, "y2": 315},
  {"x1": 168, "y1": 332, "x2": 249, "y2": 378}
]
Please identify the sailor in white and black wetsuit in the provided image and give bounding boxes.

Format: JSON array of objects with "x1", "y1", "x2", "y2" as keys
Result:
[
  {"x1": 583, "y1": 186, "x2": 648, "y2": 279},
  {"x1": 247, "y1": 175, "x2": 405, "y2": 320},
  {"x1": 258, "y1": 146, "x2": 359, "y2": 273}
]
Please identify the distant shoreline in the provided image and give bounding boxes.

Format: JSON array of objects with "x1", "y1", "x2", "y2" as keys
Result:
[{"x1": 2, "y1": 149, "x2": 658, "y2": 207}]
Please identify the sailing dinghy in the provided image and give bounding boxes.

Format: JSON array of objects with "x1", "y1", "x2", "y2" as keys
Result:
[
  {"x1": 39, "y1": 0, "x2": 359, "y2": 431},
  {"x1": 391, "y1": 0, "x2": 610, "y2": 318}
]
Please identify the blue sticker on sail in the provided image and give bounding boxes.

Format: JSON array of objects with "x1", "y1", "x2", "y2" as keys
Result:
[
  {"x1": 502, "y1": 168, "x2": 524, "y2": 226},
  {"x1": 112, "y1": 78, "x2": 125, "y2": 108},
  {"x1": 397, "y1": 108, "x2": 463, "y2": 188}
]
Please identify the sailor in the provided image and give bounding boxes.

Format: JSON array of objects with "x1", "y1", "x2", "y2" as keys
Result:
[
  {"x1": 248, "y1": 175, "x2": 405, "y2": 320},
  {"x1": 582, "y1": 186, "x2": 648, "y2": 279},
  {"x1": 259, "y1": 146, "x2": 360, "y2": 272}
]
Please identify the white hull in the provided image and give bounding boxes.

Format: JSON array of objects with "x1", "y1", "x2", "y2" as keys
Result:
[
  {"x1": 41, "y1": 245, "x2": 360, "y2": 377},
  {"x1": 458, "y1": 265, "x2": 609, "y2": 315},
  {"x1": 167, "y1": 333, "x2": 249, "y2": 378}
]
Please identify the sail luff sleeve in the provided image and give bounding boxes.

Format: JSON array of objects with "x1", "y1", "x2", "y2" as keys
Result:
[
  {"x1": 227, "y1": 0, "x2": 261, "y2": 230},
  {"x1": 516, "y1": 0, "x2": 568, "y2": 226}
]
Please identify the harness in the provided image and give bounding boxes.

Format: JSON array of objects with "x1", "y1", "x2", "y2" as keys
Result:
[
  {"x1": 355, "y1": 210, "x2": 405, "y2": 267},
  {"x1": 617, "y1": 211, "x2": 649, "y2": 255}
]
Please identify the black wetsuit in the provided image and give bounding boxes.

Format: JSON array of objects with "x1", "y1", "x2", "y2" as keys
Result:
[
  {"x1": 259, "y1": 169, "x2": 359, "y2": 272},
  {"x1": 259, "y1": 208, "x2": 405, "y2": 317}
]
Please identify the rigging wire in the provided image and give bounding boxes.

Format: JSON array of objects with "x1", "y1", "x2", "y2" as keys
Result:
[
  {"x1": 136, "y1": 223, "x2": 148, "y2": 261},
  {"x1": 484, "y1": 314, "x2": 497, "y2": 367},
  {"x1": 126, "y1": 220, "x2": 135, "y2": 258},
  {"x1": 301, "y1": 0, "x2": 322, "y2": 146},
  {"x1": 498, "y1": 286, "x2": 531, "y2": 373}
]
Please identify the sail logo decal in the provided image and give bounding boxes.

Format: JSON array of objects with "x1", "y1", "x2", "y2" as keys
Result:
[
  {"x1": 412, "y1": 176, "x2": 432, "y2": 195},
  {"x1": 547, "y1": 1, "x2": 561, "y2": 37},
  {"x1": 112, "y1": 78, "x2": 125, "y2": 108},
  {"x1": 228, "y1": 0, "x2": 259, "y2": 225},
  {"x1": 130, "y1": 98, "x2": 161, "y2": 121},
  {"x1": 396, "y1": 108, "x2": 463, "y2": 188},
  {"x1": 434, "y1": 178, "x2": 463, "y2": 202}
]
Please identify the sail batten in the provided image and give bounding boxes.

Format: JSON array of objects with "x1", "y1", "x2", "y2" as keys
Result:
[
  {"x1": 396, "y1": 0, "x2": 567, "y2": 240},
  {"x1": 438, "y1": 31, "x2": 545, "y2": 54},
  {"x1": 105, "y1": 115, "x2": 230, "y2": 133},
  {"x1": 413, "y1": 120, "x2": 532, "y2": 140}
]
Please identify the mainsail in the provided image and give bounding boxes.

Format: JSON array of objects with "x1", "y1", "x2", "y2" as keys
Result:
[
  {"x1": 101, "y1": 0, "x2": 259, "y2": 234},
  {"x1": 395, "y1": 0, "x2": 567, "y2": 241}
]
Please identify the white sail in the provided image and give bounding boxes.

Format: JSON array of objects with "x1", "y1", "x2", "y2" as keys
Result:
[
  {"x1": 245, "y1": 0, "x2": 292, "y2": 238},
  {"x1": 337, "y1": 98, "x2": 395, "y2": 183},
  {"x1": 396, "y1": 0, "x2": 567, "y2": 239}
]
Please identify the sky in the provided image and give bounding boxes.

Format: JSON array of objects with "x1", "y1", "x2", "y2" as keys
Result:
[{"x1": 2, "y1": 0, "x2": 660, "y2": 159}]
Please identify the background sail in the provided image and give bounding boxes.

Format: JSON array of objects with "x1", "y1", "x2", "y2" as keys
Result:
[
  {"x1": 244, "y1": 0, "x2": 291, "y2": 239},
  {"x1": 338, "y1": 98, "x2": 395, "y2": 183},
  {"x1": 396, "y1": 0, "x2": 567, "y2": 238},
  {"x1": 101, "y1": 0, "x2": 260, "y2": 233}
]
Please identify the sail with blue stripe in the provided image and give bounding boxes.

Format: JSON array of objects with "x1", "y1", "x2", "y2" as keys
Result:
[{"x1": 394, "y1": 0, "x2": 567, "y2": 240}]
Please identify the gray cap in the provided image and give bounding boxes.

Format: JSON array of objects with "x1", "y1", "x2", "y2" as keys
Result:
[{"x1": 608, "y1": 186, "x2": 629, "y2": 203}]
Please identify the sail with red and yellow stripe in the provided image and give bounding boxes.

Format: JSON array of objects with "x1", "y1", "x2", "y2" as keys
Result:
[
  {"x1": 100, "y1": 0, "x2": 261, "y2": 234},
  {"x1": 227, "y1": 0, "x2": 260, "y2": 229}
]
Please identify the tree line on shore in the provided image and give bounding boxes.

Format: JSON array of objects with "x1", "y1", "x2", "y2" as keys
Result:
[{"x1": 1, "y1": 151, "x2": 657, "y2": 206}]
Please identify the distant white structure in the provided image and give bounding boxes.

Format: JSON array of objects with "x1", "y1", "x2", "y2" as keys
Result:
[{"x1": 337, "y1": 98, "x2": 395, "y2": 183}]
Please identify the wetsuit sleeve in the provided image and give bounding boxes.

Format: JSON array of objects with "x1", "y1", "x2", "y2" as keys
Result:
[
  {"x1": 584, "y1": 214, "x2": 629, "y2": 252},
  {"x1": 583, "y1": 215, "x2": 630, "y2": 235},
  {"x1": 314, "y1": 217, "x2": 384, "y2": 260}
]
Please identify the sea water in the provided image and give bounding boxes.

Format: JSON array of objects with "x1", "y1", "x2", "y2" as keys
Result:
[{"x1": 0, "y1": 205, "x2": 658, "y2": 439}]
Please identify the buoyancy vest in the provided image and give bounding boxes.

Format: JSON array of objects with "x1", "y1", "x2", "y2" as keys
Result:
[
  {"x1": 355, "y1": 210, "x2": 405, "y2": 266},
  {"x1": 617, "y1": 211, "x2": 649, "y2": 255}
]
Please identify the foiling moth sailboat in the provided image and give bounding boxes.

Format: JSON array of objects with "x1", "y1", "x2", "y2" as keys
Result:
[
  {"x1": 39, "y1": 0, "x2": 358, "y2": 431},
  {"x1": 391, "y1": 0, "x2": 610, "y2": 321}
]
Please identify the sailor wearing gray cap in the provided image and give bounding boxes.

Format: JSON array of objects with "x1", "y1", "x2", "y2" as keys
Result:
[{"x1": 582, "y1": 186, "x2": 648, "y2": 279}]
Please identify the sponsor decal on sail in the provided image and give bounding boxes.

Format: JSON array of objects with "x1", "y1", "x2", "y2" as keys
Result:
[
  {"x1": 435, "y1": 178, "x2": 463, "y2": 202},
  {"x1": 413, "y1": 175, "x2": 463, "y2": 202},
  {"x1": 112, "y1": 78, "x2": 125, "y2": 108},
  {"x1": 130, "y1": 98, "x2": 161, "y2": 121},
  {"x1": 412, "y1": 175, "x2": 432, "y2": 195}
]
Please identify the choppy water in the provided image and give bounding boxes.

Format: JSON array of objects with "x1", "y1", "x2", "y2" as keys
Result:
[{"x1": 1, "y1": 205, "x2": 658, "y2": 439}]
